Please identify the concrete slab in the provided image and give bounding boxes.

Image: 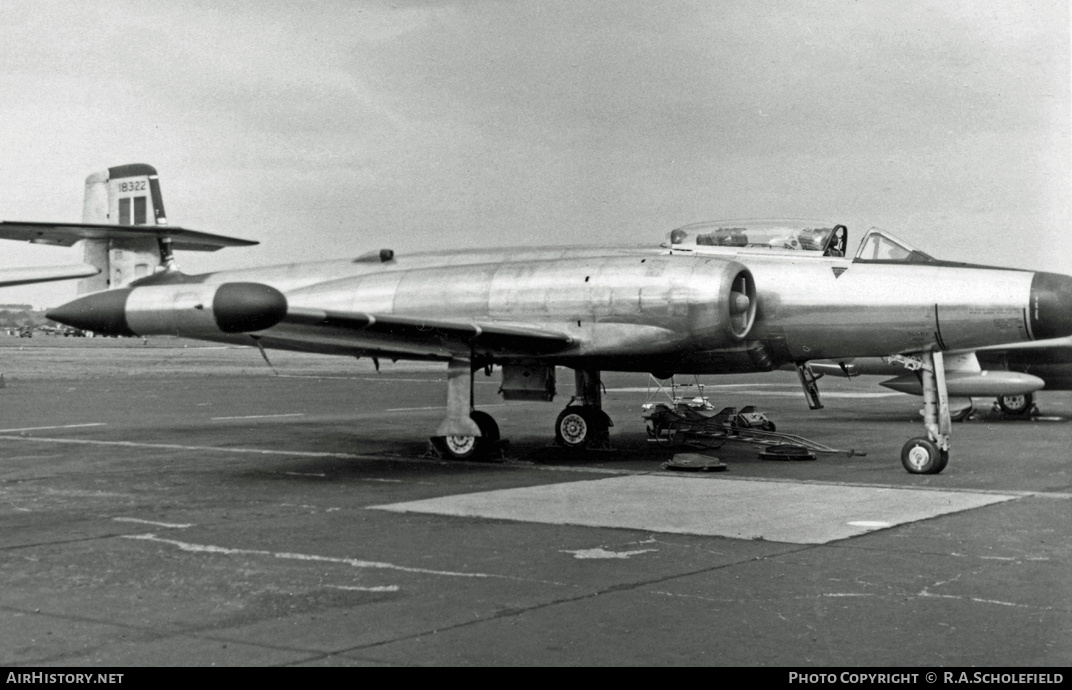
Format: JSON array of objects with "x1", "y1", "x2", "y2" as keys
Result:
[{"x1": 372, "y1": 475, "x2": 1019, "y2": 544}]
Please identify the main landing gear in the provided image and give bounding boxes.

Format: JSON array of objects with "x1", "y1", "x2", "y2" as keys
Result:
[
  {"x1": 892, "y1": 351, "x2": 951, "y2": 474},
  {"x1": 996, "y1": 392, "x2": 1036, "y2": 417},
  {"x1": 429, "y1": 361, "x2": 614, "y2": 460},
  {"x1": 429, "y1": 357, "x2": 502, "y2": 461},
  {"x1": 430, "y1": 410, "x2": 500, "y2": 460},
  {"x1": 554, "y1": 369, "x2": 612, "y2": 450}
]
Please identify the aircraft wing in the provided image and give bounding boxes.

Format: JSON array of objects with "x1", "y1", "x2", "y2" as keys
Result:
[
  {"x1": 281, "y1": 306, "x2": 574, "y2": 356},
  {"x1": 0, "y1": 263, "x2": 100, "y2": 288},
  {"x1": 0, "y1": 221, "x2": 258, "y2": 251},
  {"x1": 971, "y1": 335, "x2": 1072, "y2": 353}
]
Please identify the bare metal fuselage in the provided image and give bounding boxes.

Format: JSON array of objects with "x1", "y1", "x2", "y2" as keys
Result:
[
  {"x1": 33, "y1": 170, "x2": 1072, "y2": 470},
  {"x1": 113, "y1": 245, "x2": 1041, "y2": 374}
]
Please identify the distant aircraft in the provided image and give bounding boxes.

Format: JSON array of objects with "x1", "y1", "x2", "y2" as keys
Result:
[
  {"x1": 32, "y1": 194, "x2": 1072, "y2": 476},
  {"x1": 0, "y1": 164, "x2": 257, "y2": 298},
  {"x1": 978, "y1": 338, "x2": 1072, "y2": 414},
  {"x1": 809, "y1": 336, "x2": 1072, "y2": 418}
]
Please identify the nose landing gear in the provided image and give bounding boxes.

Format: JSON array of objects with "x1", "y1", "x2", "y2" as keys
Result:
[
  {"x1": 900, "y1": 437, "x2": 948, "y2": 475},
  {"x1": 896, "y1": 350, "x2": 952, "y2": 474}
]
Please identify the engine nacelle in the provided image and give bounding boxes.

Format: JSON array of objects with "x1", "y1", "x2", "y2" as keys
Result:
[
  {"x1": 686, "y1": 263, "x2": 757, "y2": 345},
  {"x1": 46, "y1": 282, "x2": 287, "y2": 337}
]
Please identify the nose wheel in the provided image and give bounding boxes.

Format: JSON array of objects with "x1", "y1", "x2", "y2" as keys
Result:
[
  {"x1": 900, "y1": 437, "x2": 949, "y2": 474},
  {"x1": 891, "y1": 350, "x2": 952, "y2": 474}
]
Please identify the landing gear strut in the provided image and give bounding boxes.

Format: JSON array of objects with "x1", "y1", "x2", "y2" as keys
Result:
[
  {"x1": 555, "y1": 369, "x2": 612, "y2": 449},
  {"x1": 895, "y1": 351, "x2": 951, "y2": 474},
  {"x1": 430, "y1": 357, "x2": 500, "y2": 461}
]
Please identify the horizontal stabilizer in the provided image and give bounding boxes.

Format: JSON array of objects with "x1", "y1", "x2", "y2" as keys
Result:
[
  {"x1": 0, "y1": 221, "x2": 257, "y2": 252},
  {"x1": 0, "y1": 263, "x2": 99, "y2": 288},
  {"x1": 284, "y1": 307, "x2": 574, "y2": 355}
]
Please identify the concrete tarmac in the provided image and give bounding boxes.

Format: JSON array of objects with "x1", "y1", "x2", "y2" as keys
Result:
[{"x1": 0, "y1": 342, "x2": 1068, "y2": 666}]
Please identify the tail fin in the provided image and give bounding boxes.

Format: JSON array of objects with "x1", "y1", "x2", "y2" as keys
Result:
[{"x1": 79, "y1": 163, "x2": 169, "y2": 294}]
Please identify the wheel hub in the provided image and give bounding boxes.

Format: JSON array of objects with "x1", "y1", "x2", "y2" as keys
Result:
[
  {"x1": 445, "y1": 435, "x2": 476, "y2": 454},
  {"x1": 907, "y1": 446, "x2": 931, "y2": 471},
  {"x1": 560, "y1": 413, "x2": 588, "y2": 445}
]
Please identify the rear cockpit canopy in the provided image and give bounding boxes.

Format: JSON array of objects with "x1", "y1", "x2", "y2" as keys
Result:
[{"x1": 664, "y1": 219, "x2": 848, "y2": 257}]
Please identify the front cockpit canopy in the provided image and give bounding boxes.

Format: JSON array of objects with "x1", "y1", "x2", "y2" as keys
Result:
[
  {"x1": 664, "y1": 220, "x2": 848, "y2": 257},
  {"x1": 852, "y1": 228, "x2": 938, "y2": 264}
]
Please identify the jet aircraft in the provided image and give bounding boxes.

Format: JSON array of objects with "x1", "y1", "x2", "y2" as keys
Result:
[
  {"x1": 29, "y1": 181, "x2": 1072, "y2": 475},
  {"x1": 0, "y1": 164, "x2": 257, "y2": 297},
  {"x1": 809, "y1": 336, "x2": 1072, "y2": 419},
  {"x1": 776, "y1": 226, "x2": 1072, "y2": 419}
]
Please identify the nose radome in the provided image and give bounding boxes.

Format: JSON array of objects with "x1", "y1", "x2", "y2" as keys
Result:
[
  {"x1": 1030, "y1": 272, "x2": 1072, "y2": 340},
  {"x1": 46, "y1": 289, "x2": 135, "y2": 337}
]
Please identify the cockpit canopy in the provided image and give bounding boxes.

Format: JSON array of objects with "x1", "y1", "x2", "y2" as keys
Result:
[
  {"x1": 852, "y1": 228, "x2": 938, "y2": 264},
  {"x1": 664, "y1": 219, "x2": 848, "y2": 257}
]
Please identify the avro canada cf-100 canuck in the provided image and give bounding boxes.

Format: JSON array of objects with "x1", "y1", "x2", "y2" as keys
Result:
[
  {"x1": 807, "y1": 337, "x2": 1072, "y2": 420},
  {"x1": 6, "y1": 165, "x2": 1072, "y2": 474}
]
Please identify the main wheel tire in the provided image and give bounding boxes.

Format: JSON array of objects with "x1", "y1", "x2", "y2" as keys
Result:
[
  {"x1": 901, "y1": 437, "x2": 945, "y2": 474},
  {"x1": 998, "y1": 393, "x2": 1033, "y2": 416},
  {"x1": 470, "y1": 410, "x2": 500, "y2": 442},
  {"x1": 432, "y1": 411, "x2": 498, "y2": 460},
  {"x1": 432, "y1": 434, "x2": 480, "y2": 460},
  {"x1": 555, "y1": 407, "x2": 593, "y2": 449}
]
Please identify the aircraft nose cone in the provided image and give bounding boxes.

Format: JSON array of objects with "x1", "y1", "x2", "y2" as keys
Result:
[
  {"x1": 46, "y1": 289, "x2": 135, "y2": 337},
  {"x1": 212, "y1": 282, "x2": 287, "y2": 333},
  {"x1": 1030, "y1": 272, "x2": 1072, "y2": 340}
]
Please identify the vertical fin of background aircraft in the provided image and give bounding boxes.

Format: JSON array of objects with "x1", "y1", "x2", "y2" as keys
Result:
[{"x1": 79, "y1": 164, "x2": 168, "y2": 294}]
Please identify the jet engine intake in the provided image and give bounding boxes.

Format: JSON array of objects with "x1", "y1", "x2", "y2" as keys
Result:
[
  {"x1": 687, "y1": 263, "x2": 757, "y2": 346},
  {"x1": 727, "y1": 268, "x2": 757, "y2": 339}
]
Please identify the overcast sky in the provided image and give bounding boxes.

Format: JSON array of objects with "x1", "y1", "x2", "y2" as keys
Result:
[{"x1": 0, "y1": 0, "x2": 1068, "y2": 308}]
